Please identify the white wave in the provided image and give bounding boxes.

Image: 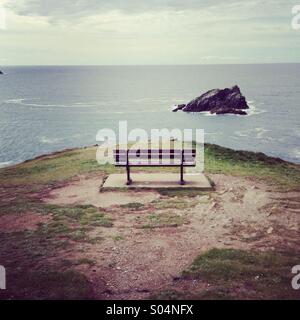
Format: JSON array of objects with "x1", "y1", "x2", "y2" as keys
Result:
[
  {"x1": 4, "y1": 98, "x2": 25, "y2": 104},
  {"x1": 204, "y1": 132, "x2": 218, "y2": 136},
  {"x1": 133, "y1": 98, "x2": 173, "y2": 103},
  {"x1": 293, "y1": 128, "x2": 300, "y2": 137},
  {"x1": 235, "y1": 127, "x2": 270, "y2": 139},
  {"x1": 39, "y1": 136, "x2": 64, "y2": 144},
  {"x1": 4, "y1": 98, "x2": 169, "y2": 114},
  {"x1": 202, "y1": 101, "x2": 266, "y2": 117},
  {"x1": 190, "y1": 110, "x2": 247, "y2": 117},
  {"x1": 292, "y1": 148, "x2": 300, "y2": 159},
  {"x1": 202, "y1": 111, "x2": 217, "y2": 117},
  {"x1": 4, "y1": 98, "x2": 96, "y2": 109},
  {"x1": 247, "y1": 101, "x2": 267, "y2": 116},
  {"x1": 74, "y1": 102, "x2": 98, "y2": 106},
  {"x1": 92, "y1": 109, "x2": 166, "y2": 114},
  {"x1": 171, "y1": 105, "x2": 182, "y2": 111},
  {"x1": 0, "y1": 161, "x2": 13, "y2": 168}
]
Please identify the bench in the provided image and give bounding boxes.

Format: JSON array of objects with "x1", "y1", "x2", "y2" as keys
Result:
[{"x1": 113, "y1": 149, "x2": 196, "y2": 185}]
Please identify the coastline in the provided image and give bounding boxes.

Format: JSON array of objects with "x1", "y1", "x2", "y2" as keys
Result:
[
  {"x1": 0, "y1": 142, "x2": 298, "y2": 171},
  {"x1": 1, "y1": 64, "x2": 300, "y2": 167}
]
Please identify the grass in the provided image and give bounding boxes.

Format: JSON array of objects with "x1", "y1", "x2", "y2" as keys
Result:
[
  {"x1": 157, "y1": 189, "x2": 208, "y2": 197},
  {"x1": 120, "y1": 202, "x2": 145, "y2": 210},
  {"x1": 0, "y1": 143, "x2": 299, "y2": 299},
  {"x1": 0, "y1": 269, "x2": 93, "y2": 300},
  {"x1": 0, "y1": 227, "x2": 93, "y2": 299},
  {"x1": 0, "y1": 147, "x2": 115, "y2": 186},
  {"x1": 177, "y1": 248, "x2": 300, "y2": 300},
  {"x1": 205, "y1": 144, "x2": 300, "y2": 190},
  {"x1": 45, "y1": 204, "x2": 113, "y2": 228},
  {"x1": 141, "y1": 211, "x2": 186, "y2": 229},
  {"x1": 0, "y1": 202, "x2": 111, "y2": 299},
  {"x1": 112, "y1": 235, "x2": 125, "y2": 241},
  {"x1": 75, "y1": 258, "x2": 96, "y2": 266},
  {"x1": 151, "y1": 248, "x2": 300, "y2": 300},
  {"x1": 0, "y1": 144, "x2": 299, "y2": 190},
  {"x1": 29, "y1": 205, "x2": 113, "y2": 243},
  {"x1": 151, "y1": 198, "x2": 198, "y2": 210}
]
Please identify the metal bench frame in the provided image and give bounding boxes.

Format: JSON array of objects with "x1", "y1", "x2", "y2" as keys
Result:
[{"x1": 114, "y1": 149, "x2": 196, "y2": 185}]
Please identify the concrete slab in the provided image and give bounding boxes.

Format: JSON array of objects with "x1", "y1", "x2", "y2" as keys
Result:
[{"x1": 102, "y1": 173, "x2": 213, "y2": 190}]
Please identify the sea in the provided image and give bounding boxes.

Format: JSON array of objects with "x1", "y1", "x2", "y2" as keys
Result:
[{"x1": 0, "y1": 64, "x2": 299, "y2": 167}]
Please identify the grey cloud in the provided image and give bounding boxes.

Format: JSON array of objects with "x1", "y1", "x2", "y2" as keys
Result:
[
  {"x1": 6, "y1": 0, "x2": 248, "y2": 17},
  {"x1": 5, "y1": 0, "x2": 294, "y2": 25}
]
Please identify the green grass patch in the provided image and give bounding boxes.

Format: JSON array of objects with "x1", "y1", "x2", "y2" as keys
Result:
[
  {"x1": 112, "y1": 235, "x2": 125, "y2": 241},
  {"x1": 0, "y1": 227, "x2": 91, "y2": 299},
  {"x1": 0, "y1": 144, "x2": 299, "y2": 191},
  {"x1": 0, "y1": 147, "x2": 116, "y2": 185},
  {"x1": 47, "y1": 204, "x2": 113, "y2": 228},
  {"x1": 75, "y1": 258, "x2": 96, "y2": 266},
  {"x1": 205, "y1": 144, "x2": 300, "y2": 190},
  {"x1": 120, "y1": 202, "x2": 145, "y2": 210},
  {"x1": 141, "y1": 211, "x2": 186, "y2": 229},
  {"x1": 157, "y1": 189, "x2": 208, "y2": 197},
  {"x1": 179, "y1": 248, "x2": 300, "y2": 299},
  {"x1": 1, "y1": 269, "x2": 93, "y2": 300},
  {"x1": 151, "y1": 198, "x2": 198, "y2": 210}
]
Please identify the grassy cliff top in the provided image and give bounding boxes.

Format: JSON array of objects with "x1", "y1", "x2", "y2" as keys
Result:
[
  {"x1": 0, "y1": 144, "x2": 299, "y2": 300},
  {"x1": 0, "y1": 143, "x2": 299, "y2": 191}
]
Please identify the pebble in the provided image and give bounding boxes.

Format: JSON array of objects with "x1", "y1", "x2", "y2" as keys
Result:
[{"x1": 267, "y1": 227, "x2": 273, "y2": 234}]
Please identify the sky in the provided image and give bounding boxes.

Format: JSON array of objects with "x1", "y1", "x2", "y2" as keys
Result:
[{"x1": 0, "y1": 0, "x2": 299, "y2": 65}]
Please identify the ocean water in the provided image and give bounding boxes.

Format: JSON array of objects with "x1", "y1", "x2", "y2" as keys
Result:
[{"x1": 0, "y1": 64, "x2": 299, "y2": 167}]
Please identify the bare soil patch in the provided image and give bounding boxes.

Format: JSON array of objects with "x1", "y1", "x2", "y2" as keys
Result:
[
  {"x1": 44, "y1": 175, "x2": 159, "y2": 208},
  {"x1": 40, "y1": 172, "x2": 300, "y2": 299},
  {"x1": 0, "y1": 212, "x2": 51, "y2": 233}
]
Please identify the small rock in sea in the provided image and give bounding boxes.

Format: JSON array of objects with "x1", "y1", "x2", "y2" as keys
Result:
[
  {"x1": 172, "y1": 104, "x2": 186, "y2": 112},
  {"x1": 174, "y1": 85, "x2": 249, "y2": 115}
]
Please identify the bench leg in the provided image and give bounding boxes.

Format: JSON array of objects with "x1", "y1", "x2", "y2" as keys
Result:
[
  {"x1": 126, "y1": 166, "x2": 132, "y2": 185},
  {"x1": 180, "y1": 165, "x2": 185, "y2": 185}
]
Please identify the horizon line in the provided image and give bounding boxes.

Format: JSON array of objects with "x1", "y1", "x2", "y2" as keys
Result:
[{"x1": 1, "y1": 62, "x2": 300, "y2": 67}]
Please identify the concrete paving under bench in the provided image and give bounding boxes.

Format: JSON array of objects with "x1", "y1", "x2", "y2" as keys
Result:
[{"x1": 102, "y1": 173, "x2": 213, "y2": 190}]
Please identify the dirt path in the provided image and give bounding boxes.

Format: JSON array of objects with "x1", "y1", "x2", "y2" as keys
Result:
[
  {"x1": 42, "y1": 173, "x2": 300, "y2": 299},
  {"x1": 45, "y1": 175, "x2": 160, "y2": 208}
]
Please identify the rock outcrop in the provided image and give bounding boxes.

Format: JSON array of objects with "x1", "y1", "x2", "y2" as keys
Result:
[
  {"x1": 0, "y1": 70, "x2": 3, "y2": 75},
  {"x1": 172, "y1": 104, "x2": 185, "y2": 112},
  {"x1": 173, "y1": 85, "x2": 249, "y2": 115}
]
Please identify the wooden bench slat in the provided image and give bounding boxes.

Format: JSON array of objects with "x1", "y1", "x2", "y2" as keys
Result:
[
  {"x1": 114, "y1": 149, "x2": 196, "y2": 162},
  {"x1": 114, "y1": 149, "x2": 196, "y2": 154},
  {"x1": 112, "y1": 148, "x2": 197, "y2": 185},
  {"x1": 115, "y1": 164, "x2": 196, "y2": 167},
  {"x1": 115, "y1": 161, "x2": 196, "y2": 166}
]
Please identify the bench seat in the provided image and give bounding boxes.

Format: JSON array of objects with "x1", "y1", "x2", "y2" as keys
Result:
[{"x1": 114, "y1": 149, "x2": 196, "y2": 185}]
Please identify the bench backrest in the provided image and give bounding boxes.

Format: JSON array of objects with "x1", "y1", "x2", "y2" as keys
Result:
[{"x1": 114, "y1": 149, "x2": 196, "y2": 165}]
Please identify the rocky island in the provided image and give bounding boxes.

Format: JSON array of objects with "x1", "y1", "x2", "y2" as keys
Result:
[
  {"x1": 0, "y1": 70, "x2": 3, "y2": 74},
  {"x1": 173, "y1": 85, "x2": 249, "y2": 115}
]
